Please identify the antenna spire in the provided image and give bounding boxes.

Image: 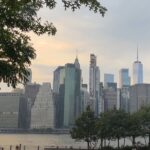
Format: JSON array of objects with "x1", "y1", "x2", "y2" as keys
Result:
[
  {"x1": 137, "y1": 45, "x2": 139, "y2": 61},
  {"x1": 76, "y1": 49, "x2": 78, "y2": 59}
]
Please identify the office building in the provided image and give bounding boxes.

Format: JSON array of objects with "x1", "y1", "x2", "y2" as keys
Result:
[
  {"x1": 89, "y1": 54, "x2": 100, "y2": 115},
  {"x1": 129, "y1": 84, "x2": 150, "y2": 113},
  {"x1": 24, "y1": 83, "x2": 41, "y2": 128},
  {"x1": 53, "y1": 84, "x2": 65, "y2": 128},
  {"x1": 81, "y1": 84, "x2": 90, "y2": 112},
  {"x1": 63, "y1": 57, "x2": 81, "y2": 127},
  {"x1": 99, "y1": 82, "x2": 104, "y2": 113},
  {"x1": 119, "y1": 68, "x2": 130, "y2": 88},
  {"x1": 133, "y1": 50, "x2": 143, "y2": 84},
  {"x1": 30, "y1": 83, "x2": 54, "y2": 129},
  {"x1": 53, "y1": 57, "x2": 81, "y2": 128},
  {"x1": 119, "y1": 87, "x2": 130, "y2": 112},
  {"x1": 24, "y1": 83, "x2": 41, "y2": 107},
  {"x1": 104, "y1": 73, "x2": 114, "y2": 88},
  {"x1": 0, "y1": 93, "x2": 28, "y2": 129},
  {"x1": 53, "y1": 66, "x2": 65, "y2": 128},
  {"x1": 53, "y1": 66, "x2": 65, "y2": 94},
  {"x1": 103, "y1": 83, "x2": 117, "y2": 111}
]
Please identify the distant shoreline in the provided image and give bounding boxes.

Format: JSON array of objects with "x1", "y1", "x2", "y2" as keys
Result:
[{"x1": 0, "y1": 129, "x2": 70, "y2": 134}]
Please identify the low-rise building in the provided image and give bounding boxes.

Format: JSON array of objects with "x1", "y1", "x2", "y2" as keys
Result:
[{"x1": 0, "y1": 92, "x2": 28, "y2": 129}]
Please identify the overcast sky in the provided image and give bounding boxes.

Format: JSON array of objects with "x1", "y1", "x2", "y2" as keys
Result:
[{"x1": 1, "y1": 0, "x2": 150, "y2": 92}]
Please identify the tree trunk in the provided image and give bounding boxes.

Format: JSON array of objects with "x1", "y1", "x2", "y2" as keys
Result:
[
  {"x1": 100, "y1": 138, "x2": 103, "y2": 149},
  {"x1": 104, "y1": 139, "x2": 106, "y2": 147},
  {"x1": 148, "y1": 133, "x2": 150, "y2": 147},
  {"x1": 143, "y1": 136, "x2": 147, "y2": 145},
  {"x1": 132, "y1": 136, "x2": 136, "y2": 147},
  {"x1": 117, "y1": 137, "x2": 120, "y2": 149},
  {"x1": 108, "y1": 139, "x2": 110, "y2": 146},
  {"x1": 87, "y1": 141, "x2": 90, "y2": 150},
  {"x1": 123, "y1": 137, "x2": 126, "y2": 147}
]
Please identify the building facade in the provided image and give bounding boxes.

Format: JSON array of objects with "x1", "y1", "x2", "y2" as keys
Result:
[
  {"x1": 103, "y1": 83, "x2": 117, "y2": 111},
  {"x1": 104, "y1": 73, "x2": 114, "y2": 89},
  {"x1": 53, "y1": 58, "x2": 81, "y2": 128},
  {"x1": 120, "y1": 87, "x2": 130, "y2": 112},
  {"x1": 24, "y1": 83, "x2": 41, "y2": 107},
  {"x1": 53, "y1": 66, "x2": 65, "y2": 128},
  {"x1": 119, "y1": 68, "x2": 130, "y2": 88},
  {"x1": 129, "y1": 84, "x2": 150, "y2": 113},
  {"x1": 89, "y1": 54, "x2": 100, "y2": 115},
  {"x1": 53, "y1": 66, "x2": 65, "y2": 94},
  {"x1": 63, "y1": 59, "x2": 81, "y2": 127},
  {"x1": 30, "y1": 83, "x2": 54, "y2": 129},
  {"x1": 0, "y1": 93, "x2": 27, "y2": 129},
  {"x1": 133, "y1": 51, "x2": 143, "y2": 84},
  {"x1": 81, "y1": 84, "x2": 90, "y2": 112}
]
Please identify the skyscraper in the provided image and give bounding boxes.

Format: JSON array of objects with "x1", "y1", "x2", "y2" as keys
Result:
[
  {"x1": 63, "y1": 57, "x2": 81, "y2": 127},
  {"x1": 103, "y1": 83, "x2": 117, "y2": 111},
  {"x1": 119, "y1": 68, "x2": 130, "y2": 88},
  {"x1": 129, "y1": 84, "x2": 150, "y2": 113},
  {"x1": 53, "y1": 57, "x2": 81, "y2": 128},
  {"x1": 104, "y1": 73, "x2": 114, "y2": 88},
  {"x1": 53, "y1": 66, "x2": 65, "y2": 128},
  {"x1": 53, "y1": 66, "x2": 65, "y2": 94},
  {"x1": 81, "y1": 84, "x2": 90, "y2": 112},
  {"x1": 89, "y1": 54, "x2": 100, "y2": 115},
  {"x1": 30, "y1": 83, "x2": 54, "y2": 129},
  {"x1": 133, "y1": 49, "x2": 143, "y2": 84}
]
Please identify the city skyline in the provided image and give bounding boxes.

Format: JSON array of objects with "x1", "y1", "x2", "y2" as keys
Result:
[{"x1": 1, "y1": 0, "x2": 150, "y2": 91}]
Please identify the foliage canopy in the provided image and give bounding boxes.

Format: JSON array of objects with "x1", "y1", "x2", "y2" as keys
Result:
[{"x1": 71, "y1": 107, "x2": 150, "y2": 149}]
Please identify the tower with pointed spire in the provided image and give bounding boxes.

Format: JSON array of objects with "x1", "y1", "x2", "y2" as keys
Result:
[
  {"x1": 74, "y1": 56, "x2": 80, "y2": 69},
  {"x1": 133, "y1": 47, "x2": 143, "y2": 84}
]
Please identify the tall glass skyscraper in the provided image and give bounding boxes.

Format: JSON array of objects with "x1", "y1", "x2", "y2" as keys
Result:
[
  {"x1": 63, "y1": 58, "x2": 81, "y2": 127},
  {"x1": 89, "y1": 54, "x2": 100, "y2": 115},
  {"x1": 53, "y1": 66, "x2": 65, "y2": 94},
  {"x1": 133, "y1": 50, "x2": 143, "y2": 84},
  {"x1": 104, "y1": 73, "x2": 114, "y2": 88},
  {"x1": 53, "y1": 58, "x2": 81, "y2": 128},
  {"x1": 119, "y1": 68, "x2": 130, "y2": 88},
  {"x1": 53, "y1": 66, "x2": 65, "y2": 128}
]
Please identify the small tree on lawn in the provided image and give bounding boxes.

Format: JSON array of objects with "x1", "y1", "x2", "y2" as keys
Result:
[{"x1": 70, "y1": 106, "x2": 98, "y2": 150}]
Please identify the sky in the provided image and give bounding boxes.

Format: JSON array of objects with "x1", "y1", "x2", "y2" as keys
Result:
[{"x1": 1, "y1": 0, "x2": 150, "y2": 92}]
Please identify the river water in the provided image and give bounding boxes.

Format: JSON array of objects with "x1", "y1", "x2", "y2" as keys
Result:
[
  {"x1": 0, "y1": 134, "x2": 148, "y2": 150},
  {"x1": 0, "y1": 134, "x2": 86, "y2": 150}
]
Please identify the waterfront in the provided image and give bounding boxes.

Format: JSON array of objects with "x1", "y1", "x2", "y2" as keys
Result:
[
  {"x1": 0, "y1": 134, "x2": 149, "y2": 150},
  {"x1": 0, "y1": 134, "x2": 86, "y2": 150}
]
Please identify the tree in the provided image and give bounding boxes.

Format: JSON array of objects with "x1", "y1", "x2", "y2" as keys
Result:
[
  {"x1": 137, "y1": 106, "x2": 150, "y2": 147},
  {"x1": 97, "y1": 109, "x2": 128, "y2": 149},
  {"x1": 0, "y1": 0, "x2": 107, "y2": 88},
  {"x1": 126, "y1": 112, "x2": 141, "y2": 147},
  {"x1": 70, "y1": 106, "x2": 98, "y2": 150}
]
